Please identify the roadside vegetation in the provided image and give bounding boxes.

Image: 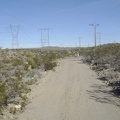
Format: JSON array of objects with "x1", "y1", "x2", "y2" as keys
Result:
[
  {"x1": 1, "y1": 44, "x2": 120, "y2": 118},
  {"x1": 80, "y1": 43, "x2": 120, "y2": 96},
  {"x1": 0, "y1": 48, "x2": 71, "y2": 116}
]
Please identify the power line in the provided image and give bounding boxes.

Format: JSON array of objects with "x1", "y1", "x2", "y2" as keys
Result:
[
  {"x1": 89, "y1": 23, "x2": 99, "y2": 47},
  {"x1": 8, "y1": 24, "x2": 22, "y2": 49},
  {"x1": 0, "y1": 9, "x2": 37, "y2": 28},
  {"x1": 39, "y1": 28, "x2": 51, "y2": 48}
]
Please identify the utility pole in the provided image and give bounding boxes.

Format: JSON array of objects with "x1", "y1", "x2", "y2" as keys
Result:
[
  {"x1": 78, "y1": 37, "x2": 81, "y2": 56},
  {"x1": 79, "y1": 37, "x2": 81, "y2": 48},
  {"x1": 97, "y1": 32, "x2": 101, "y2": 46},
  {"x1": 89, "y1": 23, "x2": 99, "y2": 47},
  {"x1": 9, "y1": 24, "x2": 22, "y2": 49},
  {"x1": 39, "y1": 28, "x2": 51, "y2": 47}
]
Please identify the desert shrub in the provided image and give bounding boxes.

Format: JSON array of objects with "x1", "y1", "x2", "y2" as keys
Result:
[
  {"x1": 26, "y1": 78, "x2": 37, "y2": 85},
  {"x1": 0, "y1": 48, "x2": 71, "y2": 115},
  {"x1": 81, "y1": 43, "x2": 120, "y2": 94},
  {"x1": 44, "y1": 61, "x2": 57, "y2": 71},
  {"x1": 0, "y1": 81, "x2": 7, "y2": 113},
  {"x1": 12, "y1": 58, "x2": 23, "y2": 66}
]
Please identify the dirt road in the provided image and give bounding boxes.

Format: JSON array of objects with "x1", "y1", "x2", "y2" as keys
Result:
[{"x1": 17, "y1": 57, "x2": 120, "y2": 120}]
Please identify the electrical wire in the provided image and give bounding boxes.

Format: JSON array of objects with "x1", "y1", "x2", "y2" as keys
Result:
[{"x1": 0, "y1": 9, "x2": 38, "y2": 28}]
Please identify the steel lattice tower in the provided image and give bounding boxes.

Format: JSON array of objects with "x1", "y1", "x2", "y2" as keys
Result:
[
  {"x1": 9, "y1": 24, "x2": 21, "y2": 49},
  {"x1": 40, "y1": 28, "x2": 51, "y2": 47}
]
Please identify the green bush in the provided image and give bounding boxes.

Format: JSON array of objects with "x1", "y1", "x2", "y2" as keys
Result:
[
  {"x1": 12, "y1": 58, "x2": 23, "y2": 66},
  {"x1": 26, "y1": 79, "x2": 37, "y2": 85},
  {"x1": 44, "y1": 61, "x2": 57, "y2": 71}
]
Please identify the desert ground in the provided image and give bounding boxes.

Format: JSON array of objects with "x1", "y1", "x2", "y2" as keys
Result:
[{"x1": 17, "y1": 57, "x2": 120, "y2": 120}]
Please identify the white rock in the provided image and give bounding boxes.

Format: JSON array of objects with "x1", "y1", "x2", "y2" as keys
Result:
[{"x1": 14, "y1": 105, "x2": 21, "y2": 110}]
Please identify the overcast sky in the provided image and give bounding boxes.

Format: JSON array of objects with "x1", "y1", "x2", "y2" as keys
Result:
[{"x1": 0, "y1": 0, "x2": 120, "y2": 48}]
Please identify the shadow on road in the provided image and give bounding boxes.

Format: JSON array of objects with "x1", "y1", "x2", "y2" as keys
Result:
[
  {"x1": 87, "y1": 84, "x2": 120, "y2": 108},
  {"x1": 97, "y1": 77, "x2": 120, "y2": 96}
]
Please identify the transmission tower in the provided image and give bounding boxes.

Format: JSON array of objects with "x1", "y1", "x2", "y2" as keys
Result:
[
  {"x1": 89, "y1": 23, "x2": 99, "y2": 47},
  {"x1": 9, "y1": 24, "x2": 22, "y2": 49},
  {"x1": 39, "y1": 28, "x2": 51, "y2": 47}
]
